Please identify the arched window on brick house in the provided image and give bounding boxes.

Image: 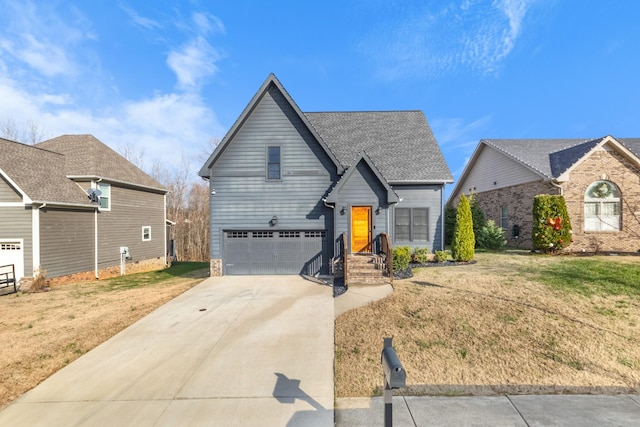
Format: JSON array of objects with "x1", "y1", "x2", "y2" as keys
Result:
[{"x1": 584, "y1": 180, "x2": 621, "y2": 231}]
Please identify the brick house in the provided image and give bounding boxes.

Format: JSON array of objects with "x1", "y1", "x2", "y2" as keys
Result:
[{"x1": 449, "y1": 136, "x2": 640, "y2": 253}]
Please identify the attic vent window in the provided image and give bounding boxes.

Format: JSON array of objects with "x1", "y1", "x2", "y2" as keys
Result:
[{"x1": 267, "y1": 146, "x2": 281, "y2": 180}]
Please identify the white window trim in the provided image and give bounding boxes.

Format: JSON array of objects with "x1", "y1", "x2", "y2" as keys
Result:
[
  {"x1": 142, "y1": 226, "x2": 151, "y2": 241},
  {"x1": 97, "y1": 182, "x2": 111, "y2": 211},
  {"x1": 584, "y1": 181, "x2": 621, "y2": 232}
]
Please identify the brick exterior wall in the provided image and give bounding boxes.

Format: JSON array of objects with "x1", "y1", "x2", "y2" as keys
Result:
[
  {"x1": 468, "y1": 148, "x2": 640, "y2": 253},
  {"x1": 561, "y1": 149, "x2": 640, "y2": 253},
  {"x1": 471, "y1": 181, "x2": 559, "y2": 248}
]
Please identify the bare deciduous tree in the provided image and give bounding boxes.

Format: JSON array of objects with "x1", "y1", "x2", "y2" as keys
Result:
[
  {"x1": 151, "y1": 155, "x2": 210, "y2": 262},
  {"x1": 0, "y1": 118, "x2": 49, "y2": 144}
]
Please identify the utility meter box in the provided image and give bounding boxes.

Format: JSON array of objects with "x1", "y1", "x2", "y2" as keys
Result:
[{"x1": 120, "y1": 247, "x2": 131, "y2": 260}]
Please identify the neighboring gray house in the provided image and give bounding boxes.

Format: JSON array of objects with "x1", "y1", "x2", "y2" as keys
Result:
[
  {"x1": 0, "y1": 135, "x2": 167, "y2": 283},
  {"x1": 449, "y1": 136, "x2": 640, "y2": 253},
  {"x1": 199, "y1": 74, "x2": 453, "y2": 277}
]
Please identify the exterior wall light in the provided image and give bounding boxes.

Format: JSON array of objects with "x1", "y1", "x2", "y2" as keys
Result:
[{"x1": 270, "y1": 215, "x2": 278, "y2": 226}]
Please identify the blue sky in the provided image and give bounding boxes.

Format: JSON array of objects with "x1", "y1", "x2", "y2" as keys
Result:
[{"x1": 1, "y1": 1, "x2": 639, "y2": 190}]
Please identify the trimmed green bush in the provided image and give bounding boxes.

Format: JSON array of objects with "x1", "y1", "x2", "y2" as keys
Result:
[
  {"x1": 434, "y1": 250, "x2": 448, "y2": 263},
  {"x1": 532, "y1": 194, "x2": 573, "y2": 253},
  {"x1": 392, "y1": 246, "x2": 411, "y2": 271},
  {"x1": 476, "y1": 220, "x2": 507, "y2": 250},
  {"x1": 412, "y1": 247, "x2": 430, "y2": 264},
  {"x1": 451, "y1": 194, "x2": 475, "y2": 262}
]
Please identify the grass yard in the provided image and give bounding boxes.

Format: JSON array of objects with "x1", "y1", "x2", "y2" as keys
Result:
[
  {"x1": 335, "y1": 251, "x2": 640, "y2": 397},
  {"x1": 0, "y1": 262, "x2": 208, "y2": 409}
]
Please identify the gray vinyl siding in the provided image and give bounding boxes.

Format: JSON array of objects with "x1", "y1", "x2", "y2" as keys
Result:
[
  {"x1": 208, "y1": 85, "x2": 338, "y2": 265},
  {"x1": 455, "y1": 145, "x2": 541, "y2": 201},
  {"x1": 97, "y1": 185, "x2": 165, "y2": 269},
  {"x1": 0, "y1": 175, "x2": 22, "y2": 202},
  {"x1": 333, "y1": 162, "x2": 390, "y2": 253},
  {"x1": 392, "y1": 184, "x2": 444, "y2": 251},
  {"x1": 40, "y1": 208, "x2": 94, "y2": 277},
  {"x1": 0, "y1": 206, "x2": 32, "y2": 275}
]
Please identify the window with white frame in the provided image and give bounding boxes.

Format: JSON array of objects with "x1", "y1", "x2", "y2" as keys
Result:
[
  {"x1": 98, "y1": 182, "x2": 111, "y2": 210},
  {"x1": 584, "y1": 180, "x2": 621, "y2": 231},
  {"x1": 142, "y1": 226, "x2": 151, "y2": 241},
  {"x1": 395, "y1": 208, "x2": 429, "y2": 242}
]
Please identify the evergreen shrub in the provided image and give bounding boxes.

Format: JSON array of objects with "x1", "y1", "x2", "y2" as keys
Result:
[
  {"x1": 451, "y1": 194, "x2": 475, "y2": 262},
  {"x1": 532, "y1": 194, "x2": 572, "y2": 253}
]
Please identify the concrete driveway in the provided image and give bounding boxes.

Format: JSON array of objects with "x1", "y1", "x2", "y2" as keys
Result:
[{"x1": 0, "y1": 276, "x2": 334, "y2": 427}]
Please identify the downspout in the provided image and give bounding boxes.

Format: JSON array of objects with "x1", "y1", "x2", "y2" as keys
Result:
[
  {"x1": 33, "y1": 203, "x2": 47, "y2": 274},
  {"x1": 548, "y1": 179, "x2": 564, "y2": 195},
  {"x1": 94, "y1": 208, "x2": 98, "y2": 278},
  {"x1": 441, "y1": 185, "x2": 446, "y2": 251},
  {"x1": 94, "y1": 179, "x2": 102, "y2": 279},
  {"x1": 163, "y1": 193, "x2": 168, "y2": 266},
  {"x1": 322, "y1": 198, "x2": 337, "y2": 265}
]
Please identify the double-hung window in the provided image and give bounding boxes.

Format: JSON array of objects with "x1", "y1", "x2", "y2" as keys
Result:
[
  {"x1": 267, "y1": 146, "x2": 281, "y2": 180},
  {"x1": 500, "y1": 206, "x2": 508, "y2": 230},
  {"x1": 395, "y1": 208, "x2": 429, "y2": 242},
  {"x1": 98, "y1": 183, "x2": 111, "y2": 210},
  {"x1": 142, "y1": 226, "x2": 151, "y2": 241}
]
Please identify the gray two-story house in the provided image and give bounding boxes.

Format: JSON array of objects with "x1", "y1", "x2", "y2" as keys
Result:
[
  {"x1": 0, "y1": 135, "x2": 167, "y2": 284},
  {"x1": 199, "y1": 74, "x2": 452, "y2": 277}
]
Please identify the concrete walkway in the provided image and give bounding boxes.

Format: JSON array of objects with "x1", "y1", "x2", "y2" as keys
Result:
[
  {"x1": 0, "y1": 276, "x2": 334, "y2": 427},
  {"x1": 335, "y1": 394, "x2": 640, "y2": 426}
]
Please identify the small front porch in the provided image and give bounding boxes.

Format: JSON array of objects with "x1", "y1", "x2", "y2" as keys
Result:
[{"x1": 333, "y1": 232, "x2": 393, "y2": 285}]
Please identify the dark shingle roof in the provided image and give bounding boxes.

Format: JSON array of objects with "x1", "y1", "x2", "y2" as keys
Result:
[
  {"x1": 0, "y1": 138, "x2": 90, "y2": 205},
  {"x1": 36, "y1": 135, "x2": 165, "y2": 191},
  {"x1": 620, "y1": 138, "x2": 640, "y2": 158},
  {"x1": 305, "y1": 111, "x2": 453, "y2": 183},
  {"x1": 483, "y1": 138, "x2": 605, "y2": 178}
]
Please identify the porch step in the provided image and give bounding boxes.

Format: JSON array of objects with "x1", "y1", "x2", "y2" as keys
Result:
[{"x1": 346, "y1": 254, "x2": 390, "y2": 285}]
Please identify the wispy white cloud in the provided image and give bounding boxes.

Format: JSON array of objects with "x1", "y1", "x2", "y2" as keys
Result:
[
  {"x1": 167, "y1": 35, "x2": 223, "y2": 90},
  {"x1": 120, "y1": 4, "x2": 162, "y2": 30},
  {"x1": 362, "y1": 0, "x2": 537, "y2": 79},
  {"x1": 0, "y1": 1, "x2": 226, "y2": 177}
]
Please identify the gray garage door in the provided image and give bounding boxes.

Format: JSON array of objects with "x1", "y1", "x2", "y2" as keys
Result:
[{"x1": 223, "y1": 230, "x2": 328, "y2": 275}]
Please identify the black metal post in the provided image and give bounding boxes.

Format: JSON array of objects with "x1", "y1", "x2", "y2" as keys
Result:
[
  {"x1": 384, "y1": 337, "x2": 393, "y2": 427},
  {"x1": 384, "y1": 382, "x2": 393, "y2": 427}
]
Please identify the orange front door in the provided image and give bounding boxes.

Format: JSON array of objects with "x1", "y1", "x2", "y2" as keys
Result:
[{"x1": 351, "y1": 206, "x2": 372, "y2": 253}]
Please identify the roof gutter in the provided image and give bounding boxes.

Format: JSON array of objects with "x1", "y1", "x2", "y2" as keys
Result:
[{"x1": 68, "y1": 175, "x2": 167, "y2": 194}]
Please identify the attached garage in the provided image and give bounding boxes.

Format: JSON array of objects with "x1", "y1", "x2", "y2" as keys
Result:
[{"x1": 223, "y1": 230, "x2": 329, "y2": 275}]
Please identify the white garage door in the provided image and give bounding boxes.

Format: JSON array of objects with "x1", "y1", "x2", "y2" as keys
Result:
[{"x1": 0, "y1": 241, "x2": 24, "y2": 283}]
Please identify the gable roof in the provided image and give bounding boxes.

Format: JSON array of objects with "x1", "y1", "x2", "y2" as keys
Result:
[
  {"x1": 0, "y1": 138, "x2": 91, "y2": 206},
  {"x1": 199, "y1": 73, "x2": 343, "y2": 177},
  {"x1": 306, "y1": 111, "x2": 452, "y2": 184},
  {"x1": 199, "y1": 74, "x2": 453, "y2": 184},
  {"x1": 450, "y1": 136, "x2": 640, "y2": 200},
  {"x1": 36, "y1": 135, "x2": 165, "y2": 193},
  {"x1": 325, "y1": 151, "x2": 400, "y2": 204}
]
